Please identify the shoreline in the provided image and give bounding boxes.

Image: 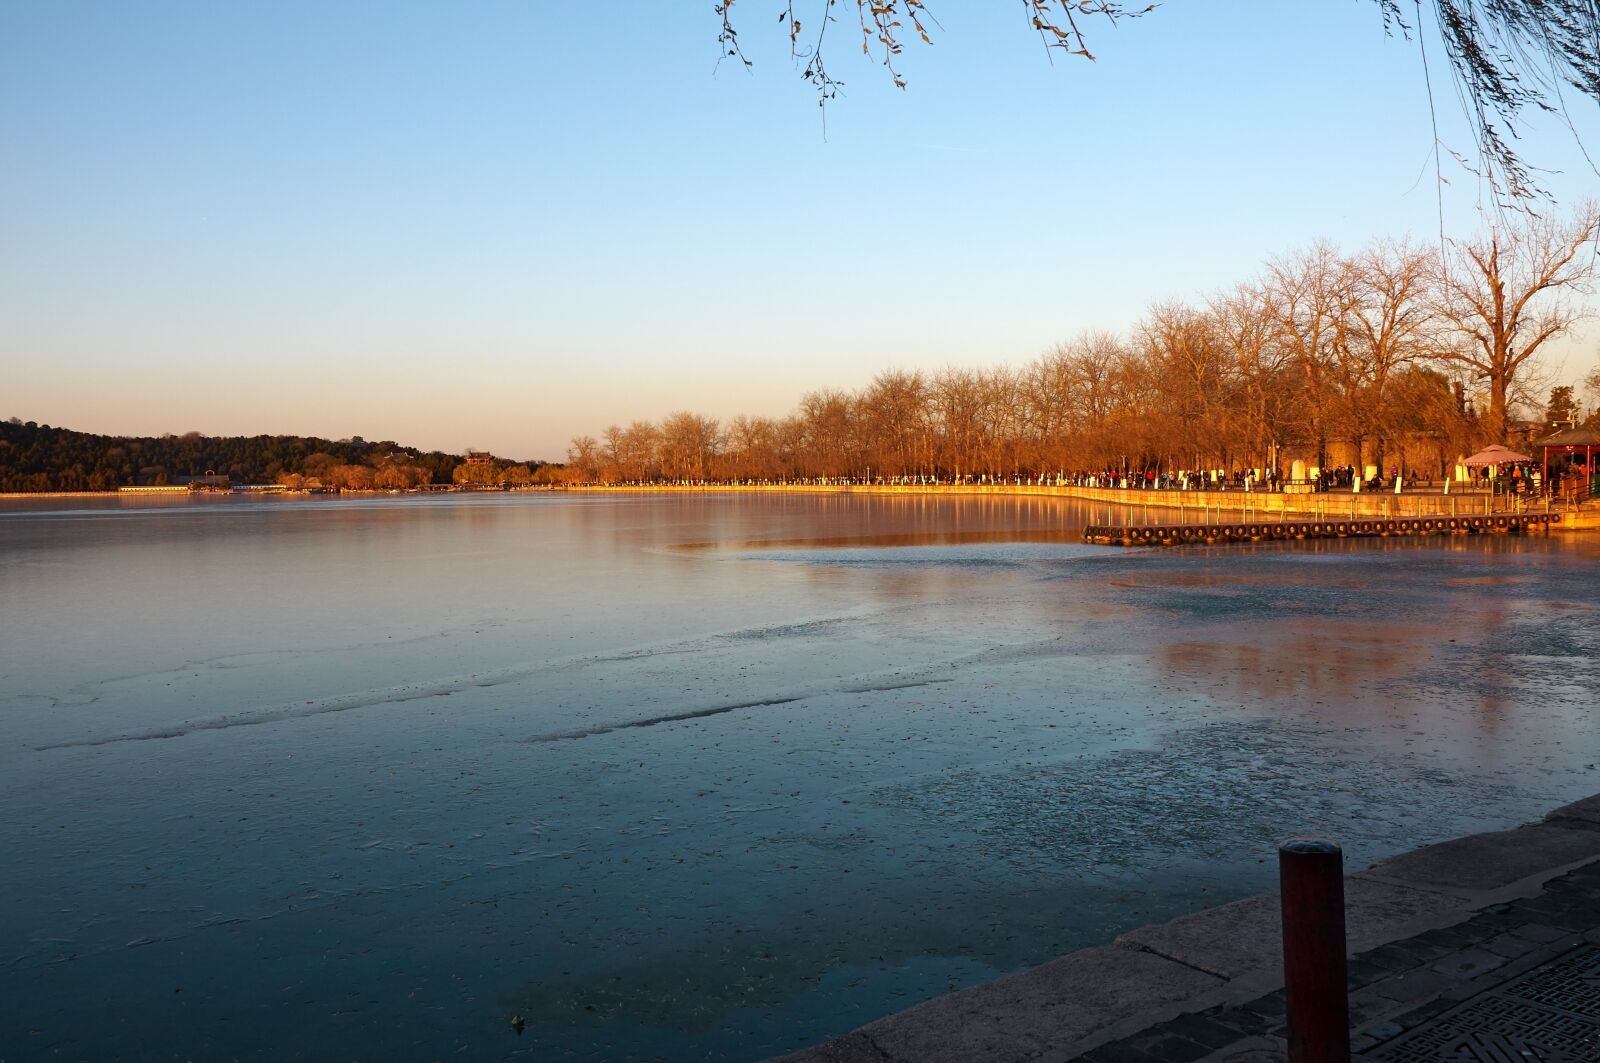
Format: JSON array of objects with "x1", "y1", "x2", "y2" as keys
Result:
[
  {"x1": 0, "y1": 486, "x2": 564, "y2": 500},
  {"x1": 4, "y1": 483, "x2": 1595, "y2": 529},
  {"x1": 564, "y1": 483, "x2": 1600, "y2": 528}
]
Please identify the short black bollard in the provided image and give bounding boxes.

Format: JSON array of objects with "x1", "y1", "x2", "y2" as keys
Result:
[{"x1": 1279, "y1": 838, "x2": 1350, "y2": 1062}]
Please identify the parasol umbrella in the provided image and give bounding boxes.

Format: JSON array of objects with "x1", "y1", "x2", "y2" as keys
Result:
[{"x1": 1461, "y1": 444, "x2": 1533, "y2": 466}]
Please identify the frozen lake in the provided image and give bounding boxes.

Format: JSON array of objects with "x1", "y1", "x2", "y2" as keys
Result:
[{"x1": 3, "y1": 491, "x2": 1598, "y2": 1061}]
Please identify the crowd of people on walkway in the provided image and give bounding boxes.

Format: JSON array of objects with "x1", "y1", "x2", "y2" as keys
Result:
[{"x1": 577, "y1": 462, "x2": 1595, "y2": 498}]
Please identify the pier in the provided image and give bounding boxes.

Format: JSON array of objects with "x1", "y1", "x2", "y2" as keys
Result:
[{"x1": 1083, "y1": 513, "x2": 1560, "y2": 546}]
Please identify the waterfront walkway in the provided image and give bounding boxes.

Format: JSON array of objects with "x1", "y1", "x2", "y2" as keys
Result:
[
  {"x1": 563, "y1": 483, "x2": 1599, "y2": 529},
  {"x1": 775, "y1": 794, "x2": 1600, "y2": 1062},
  {"x1": 1089, "y1": 858, "x2": 1600, "y2": 1060}
]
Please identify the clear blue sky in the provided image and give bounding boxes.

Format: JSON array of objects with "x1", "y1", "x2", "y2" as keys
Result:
[{"x1": 3, "y1": 1, "x2": 1597, "y2": 460}]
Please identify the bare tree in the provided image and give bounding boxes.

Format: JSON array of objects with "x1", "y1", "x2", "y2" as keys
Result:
[
  {"x1": 929, "y1": 368, "x2": 987, "y2": 477},
  {"x1": 1067, "y1": 332, "x2": 1127, "y2": 435},
  {"x1": 1021, "y1": 343, "x2": 1079, "y2": 473},
  {"x1": 566, "y1": 435, "x2": 600, "y2": 481},
  {"x1": 617, "y1": 421, "x2": 662, "y2": 481},
  {"x1": 1584, "y1": 364, "x2": 1600, "y2": 426},
  {"x1": 858, "y1": 369, "x2": 930, "y2": 477},
  {"x1": 1138, "y1": 301, "x2": 1232, "y2": 470},
  {"x1": 796, "y1": 389, "x2": 857, "y2": 477},
  {"x1": 1208, "y1": 283, "x2": 1294, "y2": 475},
  {"x1": 1384, "y1": 366, "x2": 1476, "y2": 477},
  {"x1": 723, "y1": 415, "x2": 785, "y2": 479},
  {"x1": 1338, "y1": 239, "x2": 1436, "y2": 468},
  {"x1": 659, "y1": 412, "x2": 722, "y2": 480},
  {"x1": 600, "y1": 424, "x2": 625, "y2": 479},
  {"x1": 1263, "y1": 243, "x2": 1354, "y2": 470},
  {"x1": 1431, "y1": 204, "x2": 1600, "y2": 438}
]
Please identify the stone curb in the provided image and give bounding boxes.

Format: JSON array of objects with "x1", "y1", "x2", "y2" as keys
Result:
[{"x1": 768, "y1": 796, "x2": 1600, "y2": 1063}]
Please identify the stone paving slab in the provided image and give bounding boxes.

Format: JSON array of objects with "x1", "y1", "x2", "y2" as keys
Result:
[
  {"x1": 1547, "y1": 793, "x2": 1600, "y2": 827},
  {"x1": 1361, "y1": 820, "x2": 1600, "y2": 896},
  {"x1": 1112, "y1": 874, "x2": 1462, "y2": 981}
]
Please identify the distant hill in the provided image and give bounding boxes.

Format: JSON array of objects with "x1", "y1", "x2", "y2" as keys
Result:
[{"x1": 0, "y1": 418, "x2": 544, "y2": 492}]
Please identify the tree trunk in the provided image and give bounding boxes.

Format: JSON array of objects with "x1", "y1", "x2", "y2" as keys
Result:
[{"x1": 1489, "y1": 375, "x2": 1509, "y2": 440}]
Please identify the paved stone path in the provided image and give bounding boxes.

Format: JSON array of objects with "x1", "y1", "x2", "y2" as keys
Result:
[
  {"x1": 774, "y1": 794, "x2": 1600, "y2": 1063},
  {"x1": 1083, "y1": 860, "x2": 1600, "y2": 1061}
]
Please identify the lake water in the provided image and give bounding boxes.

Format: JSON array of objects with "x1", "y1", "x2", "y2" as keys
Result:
[{"x1": 3, "y1": 491, "x2": 1598, "y2": 1061}]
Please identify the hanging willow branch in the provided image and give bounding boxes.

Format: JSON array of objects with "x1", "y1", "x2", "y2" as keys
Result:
[
  {"x1": 1382, "y1": 1, "x2": 1600, "y2": 202},
  {"x1": 716, "y1": 2, "x2": 1154, "y2": 101},
  {"x1": 716, "y1": 1, "x2": 1600, "y2": 204}
]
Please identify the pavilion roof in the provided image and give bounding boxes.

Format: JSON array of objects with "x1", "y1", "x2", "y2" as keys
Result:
[{"x1": 1531, "y1": 425, "x2": 1600, "y2": 448}]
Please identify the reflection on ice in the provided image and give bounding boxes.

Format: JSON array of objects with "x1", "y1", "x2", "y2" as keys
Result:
[{"x1": 729, "y1": 541, "x2": 1108, "y2": 568}]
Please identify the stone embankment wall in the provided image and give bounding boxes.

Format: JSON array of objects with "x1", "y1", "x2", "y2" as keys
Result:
[
  {"x1": 564, "y1": 483, "x2": 1577, "y2": 523},
  {"x1": 1056, "y1": 485, "x2": 1558, "y2": 522},
  {"x1": 0, "y1": 491, "x2": 122, "y2": 499},
  {"x1": 7, "y1": 482, "x2": 1590, "y2": 526}
]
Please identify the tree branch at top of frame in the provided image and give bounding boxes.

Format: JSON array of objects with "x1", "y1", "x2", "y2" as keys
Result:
[{"x1": 718, "y1": 1, "x2": 1600, "y2": 206}]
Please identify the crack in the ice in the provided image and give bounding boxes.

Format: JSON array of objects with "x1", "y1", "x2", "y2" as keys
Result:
[{"x1": 522, "y1": 697, "x2": 805, "y2": 744}]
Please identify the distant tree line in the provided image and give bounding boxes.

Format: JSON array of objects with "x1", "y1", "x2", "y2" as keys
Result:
[
  {"x1": 568, "y1": 207, "x2": 1600, "y2": 483},
  {"x1": 0, "y1": 421, "x2": 542, "y2": 493}
]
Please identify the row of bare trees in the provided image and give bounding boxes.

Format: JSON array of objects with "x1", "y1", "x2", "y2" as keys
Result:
[{"x1": 568, "y1": 207, "x2": 1599, "y2": 483}]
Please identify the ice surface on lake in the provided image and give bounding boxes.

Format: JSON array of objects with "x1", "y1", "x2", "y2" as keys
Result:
[{"x1": 2, "y1": 492, "x2": 1597, "y2": 1061}]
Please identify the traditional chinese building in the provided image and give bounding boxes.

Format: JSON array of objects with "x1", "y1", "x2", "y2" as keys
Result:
[{"x1": 1531, "y1": 424, "x2": 1600, "y2": 490}]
